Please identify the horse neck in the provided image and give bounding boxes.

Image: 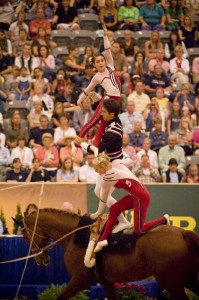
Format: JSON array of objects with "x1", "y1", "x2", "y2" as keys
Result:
[{"x1": 32, "y1": 210, "x2": 80, "y2": 242}]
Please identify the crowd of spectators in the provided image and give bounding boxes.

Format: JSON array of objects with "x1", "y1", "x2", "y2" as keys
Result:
[{"x1": 0, "y1": 0, "x2": 199, "y2": 184}]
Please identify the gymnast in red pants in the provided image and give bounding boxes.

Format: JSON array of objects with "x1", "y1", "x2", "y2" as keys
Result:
[
  {"x1": 77, "y1": 25, "x2": 121, "y2": 147},
  {"x1": 90, "y1": 153, "x2": 170, "y2": 252}
]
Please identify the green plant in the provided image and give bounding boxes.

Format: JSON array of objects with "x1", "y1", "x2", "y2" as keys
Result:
[
  {"x1": 37, "y1": 284, "x2": 89, "y2": 300},
  {"x1": 13, "y1": 204, "x2": 23, "y2": 234},
  {"x1": 159, "y1": 289, "x2": 199, "y2": 300},
  {"x1": 116, "y1": 282, "x2": 152, "y2": 300},
  {"x1": 0, "y1": 207, "x2": 6, "y2": 230}
]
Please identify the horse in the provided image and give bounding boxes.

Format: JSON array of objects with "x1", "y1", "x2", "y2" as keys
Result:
[{"x1": 16, "y1": 208, "x2": 199, "y2": 300}]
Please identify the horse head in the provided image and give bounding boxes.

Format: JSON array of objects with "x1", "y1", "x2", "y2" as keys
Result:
[{"x1": 12, "y1": 214, "x2": 51, "y2": 267}]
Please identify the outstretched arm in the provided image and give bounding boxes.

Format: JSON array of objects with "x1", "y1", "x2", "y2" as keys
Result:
[{"x1": 102, "y1": 24, "x2": 114, "y2": 68}]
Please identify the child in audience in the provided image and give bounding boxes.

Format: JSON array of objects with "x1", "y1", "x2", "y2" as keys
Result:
[
  {"x1": 183, "y1": 164, "x2": 199, "y2": 183},
  {"x1": 162, "y1": 158, "x2": 183, "y2": 183},
  {"x1": 15, "y1": 67, "x2": 31, "y2": 101}
]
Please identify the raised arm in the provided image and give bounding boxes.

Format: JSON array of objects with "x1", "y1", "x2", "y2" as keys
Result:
[{"x1": 102, "y1": 24, "x2": 114, "y2": 68}]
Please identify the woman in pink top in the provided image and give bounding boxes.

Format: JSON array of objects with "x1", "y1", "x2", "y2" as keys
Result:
[
  {"x1": 35, "y1": 133, "x2": 59, "y2": 179},
  {"x1": 77, "y1": 25, "x2": 121, "y2": 147},
  {"x1": 36, "y1": 45, "x2": 56, "y2": 83}
]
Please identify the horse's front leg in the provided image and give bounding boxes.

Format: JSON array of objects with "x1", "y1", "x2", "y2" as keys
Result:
[{"x1": 57, "y1": 274, "x2": 93, "y2": 300}]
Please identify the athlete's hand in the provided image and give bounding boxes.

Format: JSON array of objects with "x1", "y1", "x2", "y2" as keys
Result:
[
  {"x1": 90, "y1": 212, "x2": 100, "y2": 220},
  {"x1": 102, "y1": 24, "x2": 108, "y2": 37},
  {"x1": 74, "y1": 136, "x2": 84, "y2": 146}
]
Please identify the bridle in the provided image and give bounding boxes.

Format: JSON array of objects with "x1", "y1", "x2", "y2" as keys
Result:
[{"x1": 22, "y1": 220, "x2": 49, "y2": 254}]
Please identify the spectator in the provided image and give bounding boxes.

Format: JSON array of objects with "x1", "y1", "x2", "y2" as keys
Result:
[
  {"x1": 143, "y1": 98, "x2": 161, "y2": 132},
  {"x1": 167, "y1": 101, "x2": 182, "y2": 135},
  {"x1": 6, "y1": 111, "x2": 28, "y2": 150},
  {"x1": 111, "y1": 41, "x2": 131, "y2": 85},
  {"x1": 52, "y1": 68, "x2": 70, "y2": 97},
  {"x1": 151, "y1": 87, "x2": 170, "y2": 130},
  {"x1": 183, "y1": 164, "x2": 199, "y2": 183},
  {"x1": 118, "y1": 0, "x2": 140, "y2": 31},
  {"x1": 192, "y1": 57, "x2": 199, "y2": 84},
  {"x1": 164, "y1": 30, "x2": 188, "y2": 60},
  {"x1": 162, "y1": 158, "x2": 183, "y2": 183},
  {"x1": 145, "y1": 64, "x2": 173, "y2": 99},
  {"x1": 148, "y1": 48, "x2": 170, "y2": 74},
  {"x1": 12, "y1": 28, "x2": 29, "y2": 57},
  {"x1": 15, "y1": 43, "x2": 39, "y2": 75},
  {"x1": 64, "y1": 44, "x2": 86, "y2": 83},
  {"x1": 26, "y1": 84, "x2": 54, "y2": 120},
  {"x1": 54, "y1": 114, "x2": 76, "y2": 148},
  {"x1": 144, "y1": 30, "x2": 163, "y2": 60},
  {"x1": 134, "y1": 153, "x2": 160, "y2": 183},
  {"x1": 165, "y1": 0, "x2": 183, "y2": 31},
  {"x1": 174, "y1": 83, "x2": 195, "y2": 113},
  {"x1": 75, "y1": 62, "x2": 95, "y2": 96},
  {"x1": 56, "y1": 157, "x2": 78, "y2": 182},
  {"x1": 0, "y1": 28, "x2": 12, "y2": 56},
  {"x1": 76, "y1": 0, "x2": 95, "y2": 14},
  {"x1": 120, "y1": 100, "x2": 145, "y2": 133},
  {"x1": 29, "y1": 114, "x2": 54, "y2": 152},
  {"x1": 129, "y1": 121, "x2": 147, "y2": 152},
  {"x1": 0, "y1": 0, "x2": 14, "y2": 31},
  {"x1": 149, "y1": 117, "x2": 168, "y2": 152},
  {"x1": 29, "y1": 7, "x2": 51, "y2": 39},
  {"x1": 60, "y1": 136, "x2": 83, "y2": 169},
  {"x1": 127, "y1": 81, "x2": 150, "y2": 114},
  {"x1": 99, "y1": 0, "x2": 118, "y2": 31},
  {"x1": 52, "y1": 0, "x2": 79, "y2": 30},
  {"x1": 35, "y1": 45, "x2": 56, "y2": 83},
  {"x1": 130, "y1": 51, "x2": 148, "y2": 81},
  {"x1": 15, "y1": 67, "x2": 31, "y2": 101},
  {"x1": 61, "y1": 201, "x2": 74, "y2": 213},
  {"x1": 35, "y1": 133, "x2": 59, "y2": 179},
  {"x1": 122, "y1": 132, "x2": 138, "y2": 166},
  {"x1": 30, "y1": 0, "x2": 54, "y2": 20},
  {"x1": 6, "y1": 157, "x2": 28, "y2": 182},
  {"x1": 28, "y1": 102, "x2": 43, "y2": 129},
  {"x1": 139, "y1": 0, "x2": 166, "y2": 31},
  {"x1": 170, "y1": 45, "x2": 190, "y2": 91},
  {"x1": 55, "y1": 81, "x2": 78, "y2": 108},
  {"x1": 32, "y1": 27, "x2": 57, "y2": 57},
  {"x1": 79, "y1": 46, "x2": 95, "y2": 65},
  {"x1": 176, "y1": 116, "x2": 193, "y2": 156},
  {"x1": 79, "y1": 153, "x2": 98, "y2": 183},
  {"x1": 31, "y1": 67, "x2": 51, "y2": 95},
  {"x1": 0, "y1": 124, "x2": 6, "y2": 147},
  {"x1": 51, "y1": 102, "x2": 65, "y2": 129},
  {"x1": 73, "y1": 98, "x2": 94, "y2": 134},
  {"x1": 137, "y1": 137, "x2": 158, "y2": 168},
  {"x1": 178, "y1": 15, "x2": 197, "y2": 48},
  {"x1": 26, "y1": 157, "x2": 51, "y2": 182},
  {"x1": 0, "y1": 46, "x2": 12, "y2": 76},
  {"x1": 120, "y1": 30, "x2": 139, "y2": 64},
  {"x1": 158, "y1": 134, "x2": 186, "y2": 174},
  {"x1": 0, "y1": 136, "x2": 11, "y2": 181},
  {"x1": 8, "y1": 12, "x2": 29, "y2": 42},
  {"x1": 11, "y1": 136, "x2": 34, "y2": 169},
  {"x1": 4, "y1": 66, "x2": 20, "y2": 101}
]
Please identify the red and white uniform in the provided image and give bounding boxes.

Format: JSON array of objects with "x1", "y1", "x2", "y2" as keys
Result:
[
  {"x1": 99, "y1": 160, "x2": 167, "y2": 239},
  {"x1": 77, "y1": 36, "x2": 121, "y2": 147}
]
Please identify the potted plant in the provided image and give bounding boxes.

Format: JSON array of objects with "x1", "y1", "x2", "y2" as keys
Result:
[
  {"x1": 116, "y1": 282, "x2": 152, "y2": 300},
  {"x1": 13, "y1": 204, "x2": 23, "y2": 234}
]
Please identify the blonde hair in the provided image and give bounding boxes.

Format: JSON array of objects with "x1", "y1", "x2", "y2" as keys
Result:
[{"x1": 93, "y1": 153, "x2": 110, "y2": 168}]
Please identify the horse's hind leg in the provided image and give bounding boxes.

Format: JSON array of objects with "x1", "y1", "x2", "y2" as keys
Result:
[
  {"x1": 98, "y1": 277, "x2": 118, "y2": 300},
  {"x1": 163, "y1": 285, "x2": 190, "y2": 300}
]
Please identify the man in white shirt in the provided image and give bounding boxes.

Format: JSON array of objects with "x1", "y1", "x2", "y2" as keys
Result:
[
  {"x1": 0, "y1": 137, "x2": 11, "y2": 181},
  {"x1": 120, "y1": 100, "x2": 145, "y2": 133},
  {"x1": 137, "y1": 138, "x2": 159, "y2": 168},
  {"x1": 127, "y1": 81, "x2": 150, "y2": 114},
  {"x1": 79, "y1": 153, "x2": 98, "y2": 183},
  {"x1": 15, "y1": 43, "x2": 39, "y2": 75},
  {"x1": 9, "y1": 12, "x2": 29, "y2": 42},
  {"x1": 11, "y1": 136, "x2": 34, "y2": 169}
]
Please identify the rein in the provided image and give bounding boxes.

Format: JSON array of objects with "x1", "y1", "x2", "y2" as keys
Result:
[{"x1": 0, "y1": 223, "x2": 91, "y2": 264}]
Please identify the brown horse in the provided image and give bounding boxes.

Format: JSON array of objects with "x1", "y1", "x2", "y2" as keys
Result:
[{"x1": 18, "y1": 208, "x2": 199, "y2": 300}]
